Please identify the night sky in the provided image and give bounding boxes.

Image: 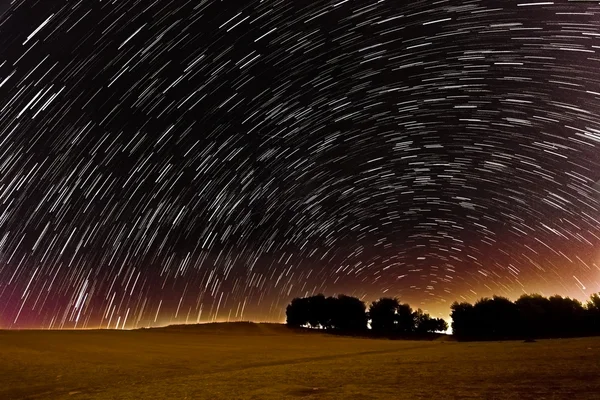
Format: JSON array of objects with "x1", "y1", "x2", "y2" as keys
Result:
[{"x1": 1, "y1": 0, "x2": 600, "y2": 329}]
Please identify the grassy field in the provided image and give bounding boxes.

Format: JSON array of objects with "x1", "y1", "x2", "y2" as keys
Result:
[{"x1": 1, "y1": 323, "x2": 600, "y2": 400}]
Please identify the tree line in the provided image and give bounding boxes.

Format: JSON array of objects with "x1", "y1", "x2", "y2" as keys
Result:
[
  {"x1": 286, "y1": 294, "x2": 448, "y2": 336},
  {"x1": 286, "y1": 292, "x2": 600, "y2": 340},
  {"x1": 451, "y1": 293, "x2": 600, "y2": 340}
]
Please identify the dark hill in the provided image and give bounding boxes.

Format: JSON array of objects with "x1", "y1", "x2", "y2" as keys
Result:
[{"x1": 139, "y1": 321, "x2": 313, "y2": 336}]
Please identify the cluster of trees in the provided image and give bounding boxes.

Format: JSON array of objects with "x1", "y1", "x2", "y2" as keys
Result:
[
  {"x1": 368, "y1": 297, "x2": 446, "y2": 334},
  {"x1": 451, "y1": 293, "x2": 600, "y2": 340},
  {"x1": 286, "y1": 294, "x2": 448, "y2": 335},
  {"x1": 287, "y1": 292, "x2": 600, "y2": 340}
]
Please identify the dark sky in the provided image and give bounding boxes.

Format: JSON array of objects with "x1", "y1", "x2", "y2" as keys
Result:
[{"x1": 1, "y1": 0, "x2": 600, "y2": 329}]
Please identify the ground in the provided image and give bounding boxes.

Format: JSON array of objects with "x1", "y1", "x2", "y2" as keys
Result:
[{"x1": 1, "y1": 323, "x2": 599, "y2": 400}]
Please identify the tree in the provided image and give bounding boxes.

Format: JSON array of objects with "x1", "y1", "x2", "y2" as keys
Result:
[
  {"x1": 588, "y1": 293, "x2": 600, "y2": 313},
  {"x1": 396, "y1": 303, "x2": 415, "y2": 334},
  {"x1": 286, "y1": 294, "x2": 368, "y2": 332},
  {"x1": 285, "y1": 294, "x2": 331, "y2": 329},
  {"x1": 306, "y1": 294, "x2": 331, "y2": 329},
  {"x1": 368, "y1": 297, "x2": 414, "y2": 334},
  {"x1": 368, "y1": 297, "x2": 400, "y2": 334},
  {"x1": 286, "y1": 297, "x2": 310, "y2": 328},
  {"x1": 413, "y1": 309, "x2": 448, "y2": 333},
  {"x1": 450, "y1": 302, "x2": 476, "y2": 338},
  {"x1": 433, "y1": 318, "x2": 449, "y2": 332},
  {"x1": 413, "y1": 309, "x2": 430, "y2": 334},
  {"x1": 473, "y1": 296, "x2": 520, "y2": 339},
  {"x1": 585, "y1": 293, "x2": 600, "y2": 335},
  {"x1": 330, "y1": 295, "x2": 368, "y2": 332},
  {"x1": 516, "y1": 294, "x2": 551, "y2": 339},
  {"x1": 546, "y1": 295, "x2": 585, "y2": 337}
]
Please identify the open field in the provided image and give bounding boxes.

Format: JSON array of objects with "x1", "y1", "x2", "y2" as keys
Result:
[{"x1": 1, "y1": 323, "x2": 600, "y2": 400}]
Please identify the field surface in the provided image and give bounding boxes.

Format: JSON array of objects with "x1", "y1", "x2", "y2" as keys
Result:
[{"x1": 1, "y1": 323, "x2": 600, "y2": 400}]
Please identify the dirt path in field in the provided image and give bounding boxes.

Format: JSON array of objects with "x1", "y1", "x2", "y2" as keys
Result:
[{"x1": 211, "y1": 343, "x2": 434, "y2": 375}]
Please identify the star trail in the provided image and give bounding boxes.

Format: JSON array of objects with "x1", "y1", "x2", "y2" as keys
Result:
[{"x1": 1, "y1": 0, "x2": 600, "y2": 329}]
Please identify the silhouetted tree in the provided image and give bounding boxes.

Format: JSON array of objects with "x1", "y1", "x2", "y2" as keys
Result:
[
  {"x1": 286, "y1": 294, "x2": 368, "y2": 332},
  {"x1": 450, "y1": 302, "x2": 476, "y2": 338},
  {"x1": 413, "y1": 309, "x2": 429, "y2": 334},
  {"x1": 516, "y1": 294, "x2": 551, "y2": 339},
  {"x1": 413, "y1": 309, "x2": 448, "y2": 333},
  {"x1": 322, "y1": 296, "x2": 338, "y2": 330},
  {"x1": 433, "y1": 318, "x2": 449, "y2": 332},
  {"x1": 396, "y1": 303, "x2": 415, "y2": 334},
  {"x1": 286, "y1": 294, "x2": 331, "y2": 329},
  {"x1": 286, "y1": 297, "x2": 310, "y2": 328},
  {"x1": 473, "y1": 296, "x2": 520, "y2": 339},
  {"x1": 588, "y1": 293, "x2": 600, "y2": 312},
  {"x1": 585, "y1": 293, "x2": 600, "y2": 335},
  {"x1": 547, "y1": 295, "x2": 585, "y2": 337},
  {"x1": 368, "y1": 298, "x2": 414, "y2": 335},
  {"x1": 306, "y1": 294, "x2": 330, "y2": 329},
  {"x1": 369, "y1": 297, "x2": 399, "y2": 333},
  {"x1": 330, "y1": 295, "x2": 368, "y2": 332}
]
